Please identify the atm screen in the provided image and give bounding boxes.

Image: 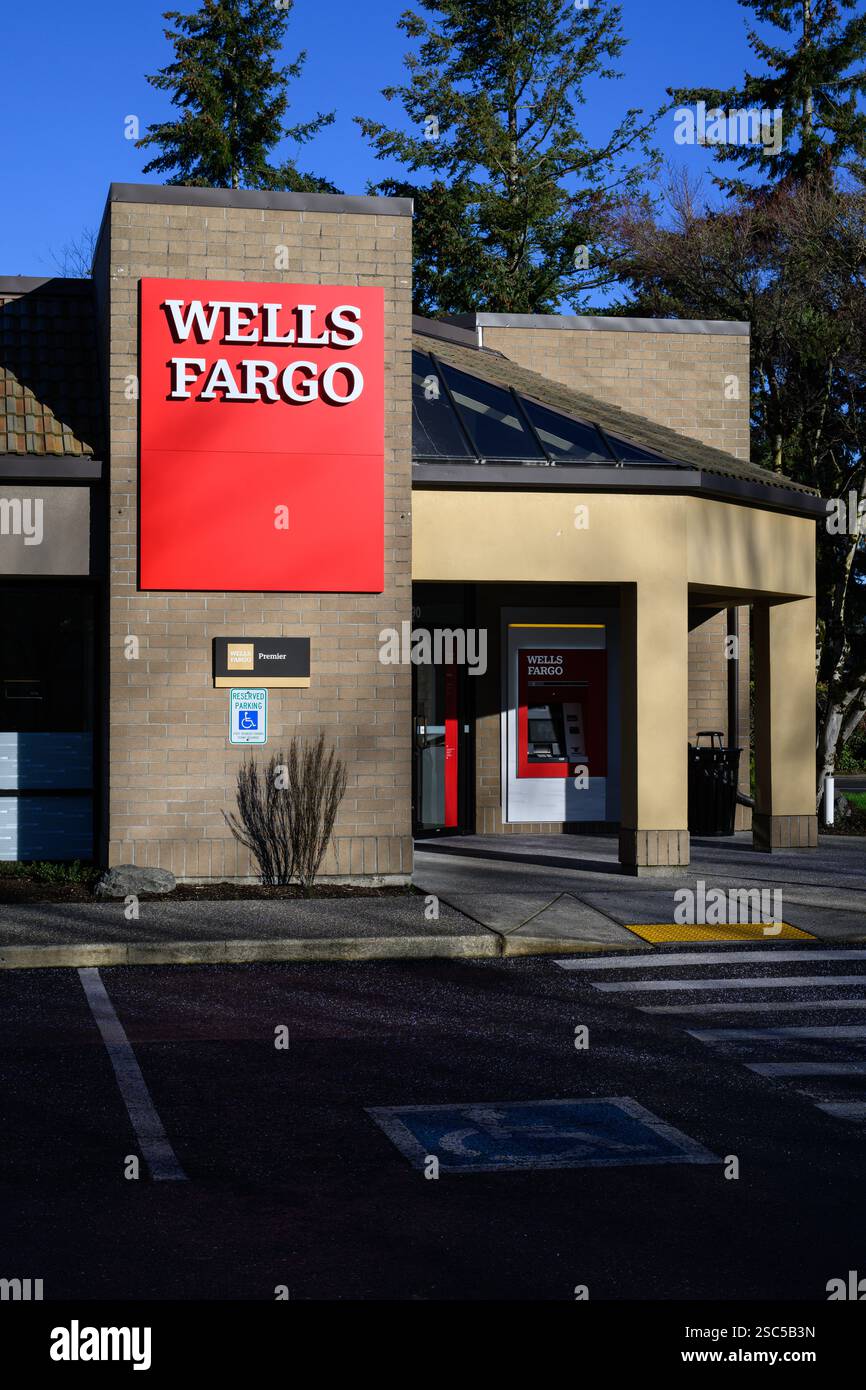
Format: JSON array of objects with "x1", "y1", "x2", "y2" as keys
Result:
[{"x1": 527, "y1": 707, "x2": 564, "y2": 760}]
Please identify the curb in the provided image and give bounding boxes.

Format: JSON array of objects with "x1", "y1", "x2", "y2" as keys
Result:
[
  {"x1": 0, "y1": 934, "x2": 500, "y2": 970},
  {"x1": 0, "y1": 932, "x2": 645, "y2": 970}
]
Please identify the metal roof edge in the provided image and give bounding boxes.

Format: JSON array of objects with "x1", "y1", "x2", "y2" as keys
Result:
[
  {"x1": 106, "y1": 182, "x2": 414, "y2": 218},
  {"x1": 411, "y1": 462, "x2": 824, "y2": 518},
  {"x1": 447, "y1": 312, "x2": 750, "y2": 337},
  {"x1": 0, "y1": 277, "x2": 92, "y2": 295}
]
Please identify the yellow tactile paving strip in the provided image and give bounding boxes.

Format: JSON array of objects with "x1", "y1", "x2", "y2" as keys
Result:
[{"x1": 625, "y1": 922, "x2": 815, "y2": 944}]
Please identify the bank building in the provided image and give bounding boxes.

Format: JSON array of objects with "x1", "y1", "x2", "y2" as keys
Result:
[{"x1": 0, "y1": 184, "x2": 823, "y2": 879}]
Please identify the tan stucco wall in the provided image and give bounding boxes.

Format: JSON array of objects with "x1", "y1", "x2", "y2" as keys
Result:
[
  {"x1": 412, "y1": 491, "x2": 814, "y2": 598},
  {"x1": 686, "y1": 498, "x2": 815, "y2": 597}
]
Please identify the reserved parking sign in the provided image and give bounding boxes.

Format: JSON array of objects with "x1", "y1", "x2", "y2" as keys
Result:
[{"x1": 229, "y1": 689, "x2": 268, "y2": 745}]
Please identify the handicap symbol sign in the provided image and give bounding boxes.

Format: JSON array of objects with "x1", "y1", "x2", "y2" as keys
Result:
[
  {"x1": 229, "y1": 689, "x2": 267, "y2": 745},
  {"x1": 366, "y1": 1098, "x2": 718, "y2": 1172}
]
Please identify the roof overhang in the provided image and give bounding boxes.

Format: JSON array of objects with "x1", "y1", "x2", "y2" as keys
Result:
[{"x1": 412, "y1": 461, "x2": 826, "y2": 519}]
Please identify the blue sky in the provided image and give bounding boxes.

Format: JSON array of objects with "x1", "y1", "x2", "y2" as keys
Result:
[{"x1": 1, "y1": 0, "x2": 767, "y2": 276}]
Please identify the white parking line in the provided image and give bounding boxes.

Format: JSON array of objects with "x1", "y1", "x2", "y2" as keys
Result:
[
  {"x1": 78, "y1": 967, "x2": 187, "y2": 1182},
  {"x1": 688, "y1": 1025, "x2": 866, "y2": 1042},
  {"x1": 594, "y1": 974, "x2": 866, "y2": 993},
  {"x1": 555, "y1": 949, "x2": 866, "y2": 972},
  {"x1": 746, "y1": 1062, "x2": 866, "y2": 1076},
  {"x1": 815, "y1": 1102, "x2": 866, "y2": 1120},
  {"x1": 639, "y1": 999, "x2": 866, "y2": 1015}
]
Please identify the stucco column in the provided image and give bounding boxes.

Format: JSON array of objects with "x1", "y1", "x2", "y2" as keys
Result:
[
  {"x1": 752, "y1": 598, "x2": 818, "y2": 849},
  {"x1": 619, "y1": 581, "x2": 690, "y2": 874}
]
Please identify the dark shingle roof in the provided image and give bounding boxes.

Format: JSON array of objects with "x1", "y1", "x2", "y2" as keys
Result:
[
  {"x1": 0, "y1": 280, "x2": 103, "y2": 457},
  {"x1": 414, "y1": 328, "x2": 819, "y2": 498}
]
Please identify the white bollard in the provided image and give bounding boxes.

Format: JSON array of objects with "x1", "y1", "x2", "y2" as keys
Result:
[{"x1": 824, "y1": 773, "x2": 835, "y2": 827}]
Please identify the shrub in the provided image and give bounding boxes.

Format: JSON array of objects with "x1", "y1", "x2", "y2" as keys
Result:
[
  {"x1": 0, "y1": 859, "x2": 97, "y2": 884},
  {"x1": 838, "y1": 726, "x2": 866, "y2": 773},
  {"x1": 224, "y1": 733, "x2": 348, "y2": 892}
]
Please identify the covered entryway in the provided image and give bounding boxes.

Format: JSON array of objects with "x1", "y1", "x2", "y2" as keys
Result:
[{"x1": 410, "y1": 318, "x2": 823, "y2": 873}]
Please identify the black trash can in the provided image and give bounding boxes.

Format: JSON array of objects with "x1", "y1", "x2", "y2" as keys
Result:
[{"x1": 688, "y1": 731, "x2": 742, "y2": 836}]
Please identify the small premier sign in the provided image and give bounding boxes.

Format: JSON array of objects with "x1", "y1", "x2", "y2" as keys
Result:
[
  {"x1": 229, "y1": 688, "x2": 268, "y2": 745},
  {"x1": 213, "y1": 636, "x2": 310, "y2": 688}
]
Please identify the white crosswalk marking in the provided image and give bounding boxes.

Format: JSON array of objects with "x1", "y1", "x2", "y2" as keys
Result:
[
  {"x1": 556, "y1": 949, "x2": 866, "y2": 972},
  {"x1": 640, "y1": 998, "x2": 866, "y2": 1015},
  {"x1": 688, "y1": 1026, "x2": 866, "y2": 1041},
  {"x1": 556, "y1": 946, "x2": 866, "y2": 1124},
  {"x1": 746, "y1": 1063, "x2": 866, "y2": 1077},
  {"x1": 595, "y1": 974, "x2": 866, "y2": 993}
]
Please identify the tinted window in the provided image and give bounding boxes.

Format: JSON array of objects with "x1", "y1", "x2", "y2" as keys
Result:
[
  {"x1": 412, "y1": 352, "x2": 474, "y2": 459},
  {"x1": 438, "y1": 364, "x2": 545, "y2": 461},
  {"x1": 605, "y1": 433, "x2": 674, "y2": 464},
  {"x1": 522, "y1": 401, "x2": 614, "y2": 463}
]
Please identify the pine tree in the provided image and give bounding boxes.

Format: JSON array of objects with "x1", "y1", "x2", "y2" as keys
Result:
[
  {"x1": 356, "y1": 0, "x2": 660, "y2": 314},
  {"x1": 137, "y1": 0, "x2": 337, "y2": 192},
  {"x1": 671, "y1": 0, "x2": 866, "y2": 190}
]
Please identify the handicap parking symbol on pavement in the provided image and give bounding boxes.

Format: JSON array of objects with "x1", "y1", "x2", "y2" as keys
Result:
[{"x1": 366, "y1": 1097, "x2": 718, "y2": 1172}]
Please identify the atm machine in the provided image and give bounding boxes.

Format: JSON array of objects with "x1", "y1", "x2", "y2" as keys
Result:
[{"x1": 505, "y1": 621, "x2": 609, "y2": 823}]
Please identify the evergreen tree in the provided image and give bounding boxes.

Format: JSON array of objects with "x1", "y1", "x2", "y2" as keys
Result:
[
  {"x1": 356, "y1": 0, "x2": 660, "y2": 314},
  {"x1": 138, "y1": 0, "x2": 337, "y2": 192},
  {"x1": 671, "y1": 0, "x2": 866, "y2": 190}
]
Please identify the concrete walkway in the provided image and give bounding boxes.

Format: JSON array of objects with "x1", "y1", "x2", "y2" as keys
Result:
[
  {"x1": 413, "y1": 832, "x2": 866, "y2": 950},
  {"x1": 0, "y1": 831, "x2": 862, "y2": 968},
  {"x1": 0, "y1": 896, "x2": 496, "y2": 969}
]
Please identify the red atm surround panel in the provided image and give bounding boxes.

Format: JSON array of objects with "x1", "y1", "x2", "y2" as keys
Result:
[
  {"x1": 517, "y1": 648, "x2": 607, "y2": 779},
  {"x1": 138, "y1": 278, "x2": 385, "y2": 592}
]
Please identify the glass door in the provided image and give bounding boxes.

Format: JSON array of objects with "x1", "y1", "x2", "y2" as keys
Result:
[{"x1": 411, "y1": 587, "x2": 470, "y2": 836}]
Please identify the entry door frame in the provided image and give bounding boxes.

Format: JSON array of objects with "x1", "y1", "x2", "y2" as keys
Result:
[
  {"x1": 500, "y1": 606, "x2": 621, "y2": 826},
  {"x1": 411, "y1": 582, "x2": 476, "y2": 838}
]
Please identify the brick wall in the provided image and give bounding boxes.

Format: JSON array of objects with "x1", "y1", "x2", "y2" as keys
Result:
[
  {"x1": 688, "y1": 607, "x2": 752, "y2": 830},
  {"x1": 479, "y1": 321, "x2": 751, "y2": 460},
  {"x1": 96, "y1": 190, "x2": 413, "y2": 880}
]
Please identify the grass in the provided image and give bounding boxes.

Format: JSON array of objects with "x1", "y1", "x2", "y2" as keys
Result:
[
  {"x1": 846, "y1": 792, "x2": 866, "y2": 813},
  {"x1": 0, "y1": 860, "x2": 99, "y2": 885}
]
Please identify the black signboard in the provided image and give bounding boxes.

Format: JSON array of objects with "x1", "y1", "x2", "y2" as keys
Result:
[{"x1": 213, "y1": 637, "x2": 311, "y2": 688}]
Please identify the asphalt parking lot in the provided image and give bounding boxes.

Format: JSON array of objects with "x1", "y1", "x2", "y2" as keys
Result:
[{"x1": 2, "y1": 950, "x2": 866, "y2": 1301}]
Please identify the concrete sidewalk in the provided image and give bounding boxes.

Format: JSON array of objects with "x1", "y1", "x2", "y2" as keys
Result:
[
  {"x1": 413, "y1": 832, "x2": 866, "y2": 949},
  {"x1": 0, "y1": 831, "x2": 862, "y2": 968},
  {"x1": 0, "y1": 895, "x2": 500, "y2": 969}
]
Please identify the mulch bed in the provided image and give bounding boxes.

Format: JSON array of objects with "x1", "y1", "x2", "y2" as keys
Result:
[{"x1": 0, "y1": 877, "x2": 415, "y2": 905}]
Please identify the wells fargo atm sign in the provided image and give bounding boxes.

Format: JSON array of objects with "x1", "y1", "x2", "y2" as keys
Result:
[{"x1": 138, "y1": 279, "x2": 384, "y2": 591}]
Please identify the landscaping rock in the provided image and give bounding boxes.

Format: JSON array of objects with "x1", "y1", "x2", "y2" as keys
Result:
[
  {"x1": 95, "y1": 865, "x2": 176, "y2": 898},
  {"x1": 834, "y1": 791, "x2": 852, "y2": 822}
]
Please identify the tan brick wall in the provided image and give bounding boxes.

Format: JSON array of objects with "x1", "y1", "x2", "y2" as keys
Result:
[
  {"x1": 688, "y1": 607, "x2": 752, "y2": 831},
  {"x1": 97, "y1": 195, "x2": 413, "y2": 880},
  {"x1": 481, "y1": 324, "x2": 751, "y2": 460}
]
